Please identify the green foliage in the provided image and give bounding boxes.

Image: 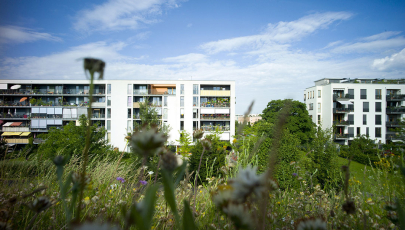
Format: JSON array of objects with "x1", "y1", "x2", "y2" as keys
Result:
[
  {"x1": 135, "y1": 98, "x2": 160, "y2": 131},
  {"x1": 176, "y1": 130, "x2": 192, "y2": 157},
  {"x1": 189, "y1": 134, "x2": 229, "y2": 183},
  {"x1": 36, "y1": 114, "x2": 111, "y2": 159},
  {"x1": 261, "y1": 99, "x2": 314, "y2": 144},
  {"x1": 305, "y1": 126, "x2": 342, "y2": 190},
  {"x1": 340, "y1": 135, "x2": 379, "y2": 166}
]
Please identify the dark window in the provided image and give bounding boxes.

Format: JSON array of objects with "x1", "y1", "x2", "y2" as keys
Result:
[
  {"x1": 127, "y1": 108, "x2": 131, "y2": 119},
  {"x1": 366, "y1": 127, "x2": 369, "y2": 137},
  {"x1": 357, "y1": 127, "x2": 361, "y2": 137},
  {"x1": 375, "y1": 102, "x2": 381, "y2": 112},
  {"x1": 180, "y1": 121, "x2": 184, "y2": 130},
  {"x1": 363, "y1": 114, "x2": 367, "y2": 125},
  {"x1": 348, "y1": 102, "x2": 354, "y2": 111},
  {"x1": 348, "y1": 89, "x2": 354, "y2": 99},
  {"x1": 348, "y1": 114, "x2": 354, "y2": 125},
  {"x1": 363, "y1": 102, "x2": 369, "y2": 112},
  {"x1": 375, "y1": 127, "x2": 381, "y2": 138},
  {"x1": 318, "y1": 115, "x2": 321, "y2": 124},
  {"x1": 375, "y1": 115, "x2": 381, "y2": 125},
  {"x1": 375, "y1": 89, "x2": 382, "y2": 99},
  {"x1": 361, "y1": 89, "x2": 367, "y2": 99},
  {"x1": 348, "y1": 127, "x2": 354, "y2": 137}
]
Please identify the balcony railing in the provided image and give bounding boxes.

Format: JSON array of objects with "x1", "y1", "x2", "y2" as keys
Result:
[
  {"x1": 92, "y1": 114, "x2": 105, "y2": 119},
  {"x1": 333, "y1": 120, "x2": 350, "y2": 126},
  {"x1": 386, "y1": 94, "x2": 405, "y2": 101},
  {"x1": 201, "y1": 102, "x2": 230, "y2": 108},
  {"x1": 0, "y1": 114, "x2": 30, "y2": 119},
  {"x1": 334, "y1": 134, "x2": 349, "y2": 139},
  {"x1": 386, "y1": 134, "x2": 402, "y2": 140},
  {"x1": 200, "y1": 115, "x2": 230, "y2": 120},
  {"x1": 386, "y1": 121, "x2": 402, "y2": 127},
  {"x1": 333, "y1": 108, "x2": 352, "y2": 113},
  {"x1": 200, "y1": 90, "x2": 230, "y2": 97},
  {"x1": 386, "y1": 107, "x2": 405, "y2": 114},
  {"x1": 0, "y1": 89, "x2": 105, "y2": 95},
  {"x1": 133, "y1": 89, "x2": 176, "y2": 95},
  {"x1": 333, "y1": 94, "x2": 352, "y2": 100},
  {"x1": 2, "y1": 127, "x2": 30, "y2": 132},
  {"x1": 201, "y1": 126, "x2": 230, "y2": 131},
  {"x1": 4, "y1": 138, "x2": 29, "y2": 144}
]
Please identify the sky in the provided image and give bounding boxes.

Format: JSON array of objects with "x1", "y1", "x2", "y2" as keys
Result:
[{"x1": 0, "y1": 0, "x2": 404, "y2": 114}]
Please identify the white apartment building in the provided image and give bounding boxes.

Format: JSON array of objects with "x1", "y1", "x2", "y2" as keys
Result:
[
  {"x1": 304, "y1": 78, "x2": 405, "y2": 145},
  {"x1": 236, "y1": 114, "x2": 262, "y2": 124},
  {"x1": 0, "y1": 80, "x2": 235, "y2": 151}
]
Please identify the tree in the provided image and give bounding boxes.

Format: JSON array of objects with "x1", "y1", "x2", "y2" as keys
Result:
[
  {"x1": 36, "y1": 115, "x2": 111, "y2": 159},
  {"x1": 177, "y1": 130, "x2": 192, "y2": 157},
  {"x1": 261, "y1": 99, "x2": 315, "y2": 144},
  {"x1": 340, "y1": 135, "x2": 379, "y2": 166}
]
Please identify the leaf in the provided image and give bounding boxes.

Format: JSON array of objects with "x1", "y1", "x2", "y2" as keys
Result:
[
  {"x1": 161, "y1": 169, "x2": 181, "y2": 228},
  {"x1": 174, "y1": 161, "x2": 187, "y2": 187},
  {"x1": 182, "y1": 200, "x2": 197, "y2": 230},
  {"x1": 141, "y1": 185, "x2": 158, "y2": 229}
]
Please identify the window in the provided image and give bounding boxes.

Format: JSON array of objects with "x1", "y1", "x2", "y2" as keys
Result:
[
  {"x1": 361, "y1": 89, "x2": 367, "y2": 99},
  {"x1": 107, "y1": 120, "x2": 111, "y2": 131},
  {"x1": 180, "y1": 84, "x2": 184, "y2": 95},
  {"x1": 375, "y1": 102, "x2": 381, "y2": 112},
  {"x1": 180, "y1": 96, "x2": 184, "y2": 107},
  {"x1": 309, "y1": 103, "x2": 313, "y2": 110},
  {"x1": 193, "y1": 121, "x2": 198, "y2": 131},
  {"x1": 180, "y1": 121, "x2": 184, "y2": 131},
  {"x1": 357, "y1": 127, "x2": 361, "y2": 137},
  {"x1": 163, "y1": 108, "x2": 168, "y2": 119},
  {"x1": 107, "y1": 84, "x2": 111, "y2": 94},
  {"x1": 366, "y1": 127, "x2": 369, "y2": 137},
  {"x1": 180, "y1": 108, "x2": 184, "y2": 118},
  {"x1": 128, "y1": 96, "x2": 132, "y2": 107},
  {"x1": 363, "y1": 102, "x2": 369, "y2": 112},
  {"x1": 375, "y1": 115, "x2": 381, "y2": 125},
  {"x1": 348, "y1": 102, "x2": 354, "y2": 111},
  {"x1": 127, "y1": 120, "x2": 132, "y2": 132},
  {"x1": 375, "y1": 127, "x2": 381, "y2": 138},
  {"x1": 107, "y1": 108, "x2": 111, "y2": 118},
  {"x1": 164, "y1": 96, "x2": 168, "y2": 106},
  {"x1": 348, "y1": 127, "x2": 354, "y2": 137},
  {"x1": 193, "y1": 84, "x2": 198, "y2": 94},
  {"x1": 348, "y1": 89, "x2": 354, "y2": 99},
  {"x1": 318, "y1": 103, "x2": 321, "y2": 113},
  {"x1": 375, "y1": 89, "x2": 382, "y2": 99},
  {"x1": 107, "y1": 96, "x2": 111, "y2": 106},
  {"x1": 317, "y1": 115, "x2": 321, "y2": 124},
  {"x1": 127, "y1": 108, "x2": 131, "y2": 119},
  {"x1": 318, "y1": 90, "x2": 321, "y2": 98},
  {"x1": 348, "y1": 114, "x2": 354, "y2": 125},
  {"x1": 193, "y1": 97, "x2": 198, "y2": 107},
  {"x1": 107, "y1": 132, "x2": 111, "y2": 143},
  {"x1": 127, "y1": 84, "x2": 132, "y2": 94},
  {"x1": 193, "y1": 109, "x2": 198, "y2": 119},
  {"x1": 363, "y1": 114, "x2": 367, "y2": 125}
]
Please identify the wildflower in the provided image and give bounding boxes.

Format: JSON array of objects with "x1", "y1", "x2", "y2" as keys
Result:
[
  {"x1": 201, "y1": 139, "x2": 212, "y2": 150},
  {"x1": 110, "y1": 184, "x2": 117, "y2": 190},
  {"x1": 83, "y1": 58, "x2": 106, "y2": 80},
  {"x1": 71, "y1": 172, "x2": 91, "y2": 188},
  {"x1": 290, "y1": 161, "x2": 296, "y2": 165},
  {"x1": 52, "y1": 155, "x2": 67, "y2": 166},
  {"x1": 148, "y1": 171, "x2": 154, "y2": 175},
  {"x1": 228, "y1": 165, "x2": 266, "y2": 202},
  {"x1": 83, "y1": 197, "x2": 90, "y2": 205},
  {"x1": 222, "y1": 204, "x2": 252, "y2": 228},
  {"x1": 28, "y1": 196, "x2": 52, "y2": 213},
  {"x1": 130, "y1": 127, "x2": 166, "y2": 157},
  {"x1": 91, "y1": 196, "x2": 99, "y2": 203},
  {"x1": 116, "y1": 177, "x2": 125, "y2": 183},
  {"x1": 365, "y1": 210, "x2": 369, "y2": 215},
  {"x1": 296, "y1": 217, "x2": 327, "y2": 230},
  {"x1": 160, "y1": 151, "x2": 178, "y2": 172},
  {"x1": 292, "y1": 173, "x2": 298, "y2": 177},
  {"x1": 193, "y1": 129, "x2": 204, "y2": 140},
  {"x1": 140, "y1": 180, "x2": 147, "y2": 185}
]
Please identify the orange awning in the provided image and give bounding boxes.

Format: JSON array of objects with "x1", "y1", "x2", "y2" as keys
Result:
[{"x1": 20, "y1": 97, "x2": 28, "y2": 102}]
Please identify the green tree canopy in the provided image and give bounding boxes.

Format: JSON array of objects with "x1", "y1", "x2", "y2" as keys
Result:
[
  {"x1": 261, "y1": 99, "x2": 314, "y2": 144},
  {"x1": 37, "y1": 115, "x2": 111, "y2": 159}
]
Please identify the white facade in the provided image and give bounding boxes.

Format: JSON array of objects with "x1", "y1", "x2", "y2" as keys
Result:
[
  {"x1": 304, "y1": 78, "x2": 405, "y2": 145},
  {"x1": 0, "y1": 80, "x2": 235, "y2": 151}
]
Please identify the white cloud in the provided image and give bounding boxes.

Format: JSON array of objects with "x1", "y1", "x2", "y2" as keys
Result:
[
  {"x1": 331, "y1": 36, "x2": 405, "y2": 53},
  {"x1": 323, "y1": 40, "x2": 343, "y2": 49},
  {"x1": 73, "y1": 0, "x2": 182, "y2": 33},
  {"x1": 0, "y1": 26, "x2": 62, "y2": 44},
  {"x1": 372, "y1": 48, "x2": 405, "y2": 71},
  {"x1": 200, "y1": 12, "x2": 352, "y2": 54},
  {"x1": 361, "y1": 31, "x2": 401, "y2": 41},
  {"x1": 162, "y1": 53, "x2": 207, "y2": 63}
]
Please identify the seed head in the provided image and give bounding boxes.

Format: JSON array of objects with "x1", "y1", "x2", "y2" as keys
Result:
[
  {"x1": 28, "y1": 196, "x2": 52, "y2": 213},
  {"x1": 201, "y1": 139, "x2": 212, "y2": 150},
  {"x1": 342, "y1": 200, "x2": 356, "y2": 214},
  {"x1": 160, "y1": 151, "x2": 178, "y2": 172},
  {"x1": 130, "y1": 127, "x2": 167, "y2": 157},
  {"x1": 193, "y1": 129, "x2": 204, "y2": 140},
  {"x1": 83, "y1": 58, "x2": 105, "y2": 80}
]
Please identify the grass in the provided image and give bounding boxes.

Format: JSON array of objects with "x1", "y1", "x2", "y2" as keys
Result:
[{"x1": 337, "y1": 156, "x2": 374, "y2": 192}]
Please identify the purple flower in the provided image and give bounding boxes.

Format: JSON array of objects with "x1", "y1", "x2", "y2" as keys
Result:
[
  {"x1": 116, "y1": 177, "x2": 125, "y2": 183},
  {"x1": 140, "y1": 180, "x2": 147, "y2": 185},
  {"x1": 292, "y1": 173, "x2": 297, "y2": 177}
]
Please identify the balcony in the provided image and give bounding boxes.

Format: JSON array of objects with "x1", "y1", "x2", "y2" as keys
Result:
[
  {"x1": 133, "y1": 89, "x2": 176, "y2": 95},
  {"x1": 334, "y1": 134, "x2": 349, "y2": 139},
  {"x1": 0, "y1": 114, "x2": 30, "y2": 119},
  {"x1": 2, "y1": 127, "x2": 30, "y2": 132},
  {"x1": 201, "y1": 102, "x2": 230, "y2": 108},
  {"x1": 200, "y1": 90, "x2": 230, "y2": 97},
  {"x1": 386, "y1": 121, "x2": 402, "y2": 127},
  {"x1": 386, "y1": 133, "x2": 402, "y2": 141},
  {"x1": 333, "y1": 108, "x2": 352, "y2": 113},
  {"x1": 200, "y1": 114, "x2": 230, "y2": 120},
  {"x1": 386, "y1": 107, "x2": 405, "y2": 114},
  {"x1": 386, "y1": 94, "x2": 405, "y2": 101},
  {"x1": 3, "y1": 138, "x2": 29, "y2": 144},
  {"x1": 333, "y1": 94, "x2": 352, "y2": 101},
  {"x1": 333, "y1": 120, "x2": 350, "y2": 126},
  {"x1": 92, "y1": 114, "x2": 105, "y2": 119},
  {"x1": 201, "y1": 126, "x2": 230, "y2": 131}
]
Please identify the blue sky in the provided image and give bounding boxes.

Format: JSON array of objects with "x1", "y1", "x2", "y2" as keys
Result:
[{"x1": 0, "y1": 0, "x2": 404, "y2": 114}]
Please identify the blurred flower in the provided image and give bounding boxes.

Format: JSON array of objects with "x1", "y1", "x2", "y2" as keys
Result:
[
  {"x1": 140, "y1": 180, "x2": 147, "y2": 185},
  {"x1": 229, "y1": 165, "x2": 266, "y2": 202},
  {"x1": 292, "y1": 173, "x2": 297, "y2": 177},
  {"x1": 83, "y1": 197, "x2": 90, "y2": 205},
  {"x1": 201, "y1": 139, "x2": 212, "y2": 150},
  {"x1": 116, "y1": 177, "x2": 125, "y2": 183},
  {"x1": 160, "y1": 151, "x2": 178, "y2": 172},
  {"x1": 91, "y1": 196, "x2": 99, "y2": 203},
  {"x1": 193, "y1": 129, "x2": 204, "y2": 140},
  {"x1": 130, "y1": 127, "x2": 166, "y2": 157},
  {"x1": 83, "y1": 58, "x2": 106, "y2": 80},
  {"x1": 148, "y1": 171, "x2": 154, "y2": 175},
  {"x1": 28, "y1": 196, "x2": 52, "y2": 213},
  {"x1": 296, "y1": 217, "x2": 327, "y2": 230}
]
